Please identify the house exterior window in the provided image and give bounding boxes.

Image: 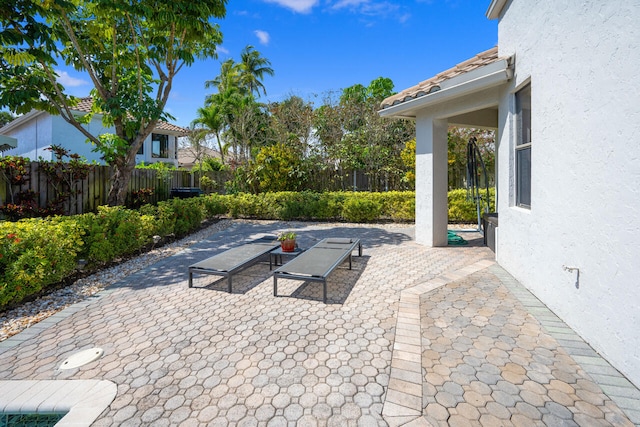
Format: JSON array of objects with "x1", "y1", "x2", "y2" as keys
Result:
[
  {"x1": 515, "y1": 83, "x2": 531, "y2": 208},
  {"x1": 137, "y1": 143, "x2": 144, "y2": 155},
  {"x1": 152, "y1": 133, "x2": 169, "y2": 158}
]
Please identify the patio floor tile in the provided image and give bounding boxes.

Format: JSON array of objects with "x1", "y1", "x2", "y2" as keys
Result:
[{"x1": 0, "y1": 221, "x2": 637, "y2": 426}]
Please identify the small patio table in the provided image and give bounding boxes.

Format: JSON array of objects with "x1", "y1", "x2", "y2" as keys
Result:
[{"x1": 269, "y1": 247, "x2": 305, "y2": 270}]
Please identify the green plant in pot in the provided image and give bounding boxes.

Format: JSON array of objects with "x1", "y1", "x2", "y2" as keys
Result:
[{"x1": 277, "y1": 231, "x2": 297, "y2": 252}]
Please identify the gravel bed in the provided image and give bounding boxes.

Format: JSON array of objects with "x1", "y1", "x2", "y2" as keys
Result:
[{"x1": 0, "y1": 219, "x2": 235, "y2": 342}]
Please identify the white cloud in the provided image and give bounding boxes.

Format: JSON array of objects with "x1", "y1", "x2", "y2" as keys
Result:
[
  {"x1": 331, "y1": 0, "x2": 407, "y2": 22},
  {"x1": 332, "y1": 0, "x2": 368, "y2": 9},
  {"x1": 217, "y1": 46, "x2": 230, "y2": 55},
  {"x1": 263, "y1": 0, "x2": 318, "y2": 14},
  {"x1": 56, "y1": 70, "x2": 89, "y2": 87},
  {"x1": 254, "y1": 30, "x2": 271, "y2": 45}
]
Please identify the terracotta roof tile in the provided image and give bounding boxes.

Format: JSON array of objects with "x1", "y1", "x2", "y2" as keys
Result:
[
  {"x1": 71, "y1": 96, "x2": 189, "y2": 135},
  {"x1": 74, "y1": 96, "x2": 94, "y2": 112},
  {"x1": 381, "y1": 47, "x2": 501, "y2": 109}
]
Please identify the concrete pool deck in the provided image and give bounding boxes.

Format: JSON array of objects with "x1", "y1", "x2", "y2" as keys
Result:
[{"x1": 0, "y1": 221, "x2": 638, "y2": 426}]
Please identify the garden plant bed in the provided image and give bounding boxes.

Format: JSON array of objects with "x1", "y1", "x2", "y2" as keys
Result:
[{"x1": 0, "y1": 219, "x2": 234, "y2": 342}]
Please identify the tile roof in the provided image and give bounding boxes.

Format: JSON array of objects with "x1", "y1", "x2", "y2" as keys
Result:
[
  {"x1": 380, "y1": 47, "x2": 501, "y2": 109},
  {"x1": 72, "y1": 96, "x2": 190, "y2": 135}
]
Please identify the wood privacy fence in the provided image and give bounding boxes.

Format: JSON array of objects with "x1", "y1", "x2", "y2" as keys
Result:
[
  {"x1": 0, "y1": 162, "x2": 210, "y2": 216},
  {"x1": 0, "y1": 161, "x2": 410, "y2": 216}
]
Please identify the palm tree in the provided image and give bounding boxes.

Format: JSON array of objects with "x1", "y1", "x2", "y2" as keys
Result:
[
  {"x1": 205, "y1": 58, "x2": 240, "y2": 93},
  {"x1": 200, "y1": 46, "x2": 274, "y2": 165},
  {"x1": 239, "y1": 45, "x2": 274, "y2": 97},
  {"x1": 192, "y1": 101, "x2": 227, "y2": 164}
]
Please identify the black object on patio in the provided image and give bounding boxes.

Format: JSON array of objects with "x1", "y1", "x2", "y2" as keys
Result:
[
  {"x1": 273, "y1": 238, "x2": 362, "y2": 304},
  {"x1": 170, "y1": 187, "x2": 203, "y2": 198},
  {"x1": 188, "y1": 237, "x2": 279, "y2": 293}
]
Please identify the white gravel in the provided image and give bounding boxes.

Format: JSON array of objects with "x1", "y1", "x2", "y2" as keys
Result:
[{"x1": 0, "y1": 219, "x2": 235, "y2": 342}]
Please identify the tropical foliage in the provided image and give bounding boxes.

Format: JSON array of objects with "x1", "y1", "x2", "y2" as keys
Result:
[{"x1": 0, "y1": 0, "x2": 228, "y2": 206}]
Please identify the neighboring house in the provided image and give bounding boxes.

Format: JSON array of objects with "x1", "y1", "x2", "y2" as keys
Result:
[
  {"x1": 380, "y1": 1, "x2": 640, "y2": 388},
  {"x1": 0, "y1": 97, "x2": 188, "y2": 166},
  {"x1": 177, "y1": 146, "x2": 222, "y2": 170}
]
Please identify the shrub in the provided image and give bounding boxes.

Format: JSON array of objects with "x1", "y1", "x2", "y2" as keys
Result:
[
  {"x1": 0, "y1": 217, "x2": 83, "y2": 308},
  {"x1": 127, "y1": 188, "x2": 154, "y2": 209},
  {"x1": 341, "y1": 196, "x2": 382, "y2": 223},
  {"x1": 380, "y1": 191, "x2": 415, "y2": 221},
  {"x1": 249, "y1": 143, "x2": 307, "y2": 192},
  {"x1": 78, "y1": 206, "x2": 154, "y2": 263},
  {"x1": 171, "y1": 198, "x2": 205, "y2": 237},
  {"x1": 203, "y1": 194, "x2": 228, "y2": 217},
  {"x1": 448, "y1": 188, "x2": 495, "y2": 223},
  {"x1": 198, "y1": 175, "x2": 217, "y2": 193}
]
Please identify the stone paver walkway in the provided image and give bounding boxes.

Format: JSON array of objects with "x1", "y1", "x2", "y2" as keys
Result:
[{"x1": 0, "y1": 221, "x2": 638, "y2": 426}]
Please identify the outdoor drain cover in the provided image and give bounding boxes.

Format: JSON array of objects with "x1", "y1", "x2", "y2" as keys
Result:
[{"x1": 59, "y1": 348, "x2": 104, "y2": 370}]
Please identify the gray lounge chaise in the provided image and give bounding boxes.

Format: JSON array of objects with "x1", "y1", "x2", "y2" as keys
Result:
[
  {"x1": 189, "y1": 237, "x2": 279, "y2": 293},
  {"x1": 273, "y1": 238, "x2": 362, "y2": 303}
]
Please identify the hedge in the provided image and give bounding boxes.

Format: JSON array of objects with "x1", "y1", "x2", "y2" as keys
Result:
[{"x1": 0, "y1": 189, "x2": 492, "y2": 310}]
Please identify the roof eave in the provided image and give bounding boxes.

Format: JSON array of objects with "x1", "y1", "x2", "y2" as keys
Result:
[
  {"x1": 0, "y1": 135, "x2": 18, "y2": 151},
  {"x1": 486, "y1": 0, "x2": 508, "y2": 20},
  {"x1": 379, "y1": 58, "x2": 513, "y2": 119},
  {"x1": 0, "y1": 110, "x2": 46, "y2": 133}
]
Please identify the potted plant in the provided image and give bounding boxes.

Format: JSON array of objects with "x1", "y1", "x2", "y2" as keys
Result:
[{"x1": 277, "y1": 231, "x2": 297, "y2": 252}]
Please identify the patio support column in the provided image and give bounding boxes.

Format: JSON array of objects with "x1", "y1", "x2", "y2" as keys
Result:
[{"x1": 415, "y1": 116, "x2": 448, "y2": 247}]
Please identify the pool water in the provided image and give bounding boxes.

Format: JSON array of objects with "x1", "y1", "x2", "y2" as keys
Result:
[{"x1": 0, "y1": 413, "x2": 65, "y2": 427}]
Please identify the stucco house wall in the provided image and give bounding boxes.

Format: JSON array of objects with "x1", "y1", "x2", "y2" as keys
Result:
[
  {"x1": 494, "y1": 1, "x2": 640, "y2": 387},
  {"x1": 1, "y1": 109, "x2": 182, "y2": 167},
  {"x1": 379, "y1": 0, "x2": 640, "y2": 389},
  {"x1": 1, "y1": 113, "x2": 53, "y2": 161}
]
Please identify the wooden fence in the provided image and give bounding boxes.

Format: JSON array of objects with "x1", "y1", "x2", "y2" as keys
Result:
[{"x1": 0, "y1": 161, "x2": 410, "y2": 217}]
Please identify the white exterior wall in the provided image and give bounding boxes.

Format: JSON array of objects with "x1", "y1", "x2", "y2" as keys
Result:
[
  {"x1": 135, "y1": 134, "x2": 179, "y2": 166},
  {"x1": 495, "y1": 1, "x2": 640, "y2": 387},
  {"x1": 51, "y1": 115, "x2": 107, "y2": 163},
  {"x1": 414, "y1": 115, "x2": 448, "y2": 247},
  {"x1": 2, "y1": 114, "x2": 53, "y2": 161},
  {"x1": 3, "y1": 113, "x2": 179, "y2": 167}
]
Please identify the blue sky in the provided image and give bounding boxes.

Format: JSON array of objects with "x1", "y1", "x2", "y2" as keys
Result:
[{"x1": 59, "y1": 0, "x2": 498, "y2": 128}]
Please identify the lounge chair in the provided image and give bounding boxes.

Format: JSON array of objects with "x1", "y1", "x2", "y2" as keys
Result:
[
  {"x1": 273, "y1": 238, "x2": 362, "y2": 303},
  {"x1": 188, "y1": 237, "x2": 279, "y2": 293}
]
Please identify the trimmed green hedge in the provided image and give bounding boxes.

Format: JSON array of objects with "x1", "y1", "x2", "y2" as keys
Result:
[
  {"x1": 448, "y1": 188, "x2": 495, "y2": 223},
  {"x1": 0, "y1": 189, "x2": 492, "y2": 310}
]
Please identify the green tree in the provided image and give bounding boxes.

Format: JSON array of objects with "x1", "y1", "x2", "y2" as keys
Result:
[
  {"x1": 248, "y1": 143, "x2": 306, "y2": 192},
  {"x1": 312, "y1": 92, "x2": 344, "y2": 163},
  {"x1": 0, "y1": 0, "x2": 227, "y2": 206},
  {"x1": 336, "y1": 77, "x2": 415, "y2": 190},
  {"x1": 447, "y1": 128, "x2": 495, "y2": 189},
  {"x1": 400, "y1": 139, "x2": 416, "y2": 190},
  {"x1": 192, "y1": 103, "x2": 227, "y2": 164},
  {"x1": 269, "y1": 95, "x2": 314, "y2": 155},
  {"x1": 239, "y1": 45, "x2": 275, "y2": 97},
  {"x1": 203, "y1": 47, "x2": 272, "y2": 165},
  {"x1": 0, "y1": 111, "x2": 14, "y2": 127}
]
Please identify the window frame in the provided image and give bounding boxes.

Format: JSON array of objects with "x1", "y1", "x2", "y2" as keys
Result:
[
  {"x1": 515, "y1": 83, "x2": 531, "y2": 209},
  {"x1": 152, "y1": 133, "x2": 169, "y2": 159}
]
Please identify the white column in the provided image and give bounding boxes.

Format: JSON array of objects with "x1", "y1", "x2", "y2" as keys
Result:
[{"x1": 415, "y1": 116, "x2": 448, "y2": 247}]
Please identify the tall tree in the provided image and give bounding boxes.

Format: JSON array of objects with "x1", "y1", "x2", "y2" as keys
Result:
[
  {"x1": 0, "y1": 0, "x2": 227, "y2": 205},
  {"x1": 202, "y1": 46, "x2": 273, "y2": 165},
  {"x1": 447, "y1": 127, "x2": 495, "y2": 189},
  {"x1": 336, "y1": 77, "x2": 415, "y2": 190},
  {"x1": 192, "y1": 102, "x2": 227, "y2": 164},
  {"x1": 0, "y1": 111, "x2": 14, "y2": 128},
  {"x1": 269, "y1": 95, "x2": 314, "y2": 155},
  {"x1": 239, "y1": 45, "x2": 274, "y2": 97}
]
